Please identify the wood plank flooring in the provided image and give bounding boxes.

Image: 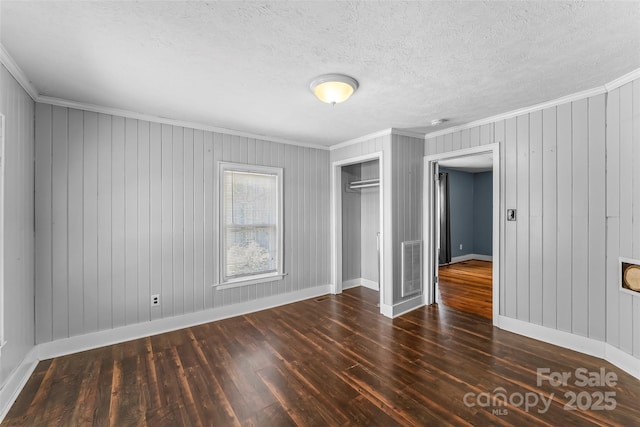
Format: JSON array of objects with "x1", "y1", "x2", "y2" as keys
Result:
[
  {"x1": 4, "y1": 287, "x2": 640, "y2": 426},
  {"x1": 439, "y1": 260, "x2": 493, "y2": 319}
]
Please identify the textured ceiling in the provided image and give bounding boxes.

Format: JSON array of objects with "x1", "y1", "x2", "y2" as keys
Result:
[{"x1": 1, "y1": 1, "x2": 639, "y2": 146}]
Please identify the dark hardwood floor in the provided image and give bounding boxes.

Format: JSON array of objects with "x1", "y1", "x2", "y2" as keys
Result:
[
  {"x1": 4, "y1": 286, "x2": 640, "y2": 426},
  {"x1": 439, "y1": 259, "x2": 493, "y2": 319}
]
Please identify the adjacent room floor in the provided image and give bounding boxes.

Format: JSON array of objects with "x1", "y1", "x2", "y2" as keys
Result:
[
  {"x1": 3, "y1": 287, "x2": 639, "y2": 426},
  {"x1": 438, "y1": 259, "x2": 493, "y2": 319}
]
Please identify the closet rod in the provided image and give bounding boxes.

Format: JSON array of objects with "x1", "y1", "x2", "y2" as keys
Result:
[{"x1": 349, "y1": 182, "x2": 380, "y2": 189}]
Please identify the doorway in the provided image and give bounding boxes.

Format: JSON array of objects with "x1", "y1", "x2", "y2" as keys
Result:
[
  {"x1": 423, "y1": 144, "x2": 500, "y2": 325},
  {"x1": 331, "y1": 152, "x2": 385, "y2": 313}
]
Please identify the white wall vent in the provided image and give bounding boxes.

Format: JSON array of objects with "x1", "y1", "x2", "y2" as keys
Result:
[{"x1": 401, "y1": 240, "x2": 422, "y2": 297}]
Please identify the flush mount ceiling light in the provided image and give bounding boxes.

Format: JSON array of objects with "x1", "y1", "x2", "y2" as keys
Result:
[
  {"x1": 430, "y1": 118, "x2": 447, "y2": 127},
  {"x1": 310, "y1": 74, "x2": 359, "y2": 105}
]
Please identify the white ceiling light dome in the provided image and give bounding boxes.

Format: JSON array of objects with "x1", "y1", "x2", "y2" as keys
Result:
[{"x1": 309, "y1": 74, "x2": 359, "y2": 105}]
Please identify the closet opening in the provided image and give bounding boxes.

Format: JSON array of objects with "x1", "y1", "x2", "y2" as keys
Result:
[{"x1": 331, "y1": 152, "x2": 384, "y2": 314}]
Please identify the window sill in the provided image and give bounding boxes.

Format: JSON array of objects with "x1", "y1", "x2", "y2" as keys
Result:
[{"x1": 215, "y1": 273, "x2": 287, "y2": 290}]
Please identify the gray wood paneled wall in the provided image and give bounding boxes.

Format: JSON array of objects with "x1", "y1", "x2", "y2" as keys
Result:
[
  {"x1": 392, "y1": 135, "x2": 424, "y2": 303},
  {"x1": 34, "y1": 104, "x2": 330, "y2": 343},
  {"x1": 0, "y1": 65, "x2": 35, "y2": 385},
  {"x1": 426, "y1": 82, "x2": 640, "y2": 358},
  {"x1": 607, "y1": 80, "x2": 640, "y2": 357}
]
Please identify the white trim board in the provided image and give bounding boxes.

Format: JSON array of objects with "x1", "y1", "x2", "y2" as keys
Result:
[
  {"x1": 37, "y1": 95, "x2": 329, "y2": 151},
  {"x1": 0, "y1": 347, "x2": 38, "y2": 423},
  {"x1": 330, "y1": 128, "x2": 424, "y2": 152},
  {"x1": 425, "y1": 67, "x2": 640, "y2": 140},
  {"x1": 342, "y1": 278, "x2": 379, "y2": 291},
  {"x1": 380, "y1": 294, "x2": 425, "y2": 319},
  {"x1": 0, "y1": 45, "x2": 38, "y2": 100},
  {"x1": 38, "y1": 285, "x2": 331, "y2": 360},
  {"x1": 498, "y1": 316, "x2": 640, "y2": 381},
  {"x1": 449, "y1": 254, "x2": 493, "y2": 264}
]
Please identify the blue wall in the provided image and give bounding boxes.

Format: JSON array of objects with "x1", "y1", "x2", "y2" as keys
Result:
[
  {"x1": 441, "y1": 168, "x2": 492, "y2": 258},
  {"x1": 473, "y1": 172, "x2": 493, "y2": 256}
]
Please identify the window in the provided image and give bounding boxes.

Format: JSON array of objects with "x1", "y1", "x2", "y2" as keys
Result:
[{"x1": 219, "y1": 163, "x2": 283, "y2": 287}]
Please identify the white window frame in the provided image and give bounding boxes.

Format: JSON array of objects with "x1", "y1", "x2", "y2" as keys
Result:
[{"x1": 218, "y1": 162, "x2": 284, "y2": 289}]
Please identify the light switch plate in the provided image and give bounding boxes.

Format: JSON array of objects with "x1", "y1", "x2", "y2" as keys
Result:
[{"x1": 507, "y1": 209, "x2": 516, "y2": 221}]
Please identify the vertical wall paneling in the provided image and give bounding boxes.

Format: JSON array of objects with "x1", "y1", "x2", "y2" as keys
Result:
[
  {"x1": 469, "y1": 126, "x2": 480, "y2": 147},
  {"x1": 618, "y1": 83, "x2": 634, "y2": 354},
  {"x1": 556, "y1": 103, "x2": 573, "y2": 332},
  {"x1": 516, "y1": 114, "x2": 530, "y2": 321},
  {"x1": 172, "y1": 127, "x2": 185, "y2": 315},
  {"x1": 571, "y1": 99, "x2": 589, "y2": 336},
  {"x1": 111, "y1": 116, "x2": 126, "y2": 327},
  {"x1": 83, "y1": 111, "x2": 99, "y2": 333},
  {"x1": 605, "y1": 89, "x2": 620, "y2": 347},
  {"x1": 633, "y1": 80, "x2": 640, "y2": 357},
  {"x1": 528, "y1": 110, "x2": 543, "y2": 325},
  {"x1": 137, "y1": 121, "x2": 151, "y2": 322},
  {"x1": 193, "y1": 130, "x2": 205, "y2": 312},
  {"x1": 125, "y1": 118, "x2": 139, "y2": 324},
  {"x1": 504, "y1": 118, "x2": 517, "y2": 318},
  {"x1": 67, "y1": 109, "x2": 84, "y2": 337},
  {"x1": 35, "y1": 104, "x2": 330, "y2": 341},
  {"x1": 97, "y1": 114, "x2": 113, "y2": 329},
  {"x1": 541, "y1": 107, "x2": 558, "y2": 329},
  {"x1": 149, "y1": 122, "x2": 162, "y2": 321},
  {"x1": 0, "y1": 65, "x2": 35, "y2": 385},
  {"x1": 51, "y1": 106, "x2": 69, "y2": 339},
  {"x1": 183, "y1": 128, "x2": 195, "y2": 313},
  {"x1": 422, "y1": 81, "x2": 639, "y2": 359},
  {"x1": 460, "y1": 129, "x2": 470, "y2": 149},
  {"x1": 494, "y1": 120, "x2": 506, "y2": 315},
  {"x1": 633, "y1": 80, "x2": 640, "y2": 261},
  {"x1": 35, "y1": 103, "x2": 52, "y2": 343},
  {"x1": 587, "y1": 95, "x2": 606, "y2": 341},
  {"x1": 206, "y1": 131, "x2": 218, "y2": 308},
  {"x1": 160, "y1": 124, "x2": 173, "y2": 316},
  {"x1": 480, "y1": 124, "x2": 492, "y2": 146}
]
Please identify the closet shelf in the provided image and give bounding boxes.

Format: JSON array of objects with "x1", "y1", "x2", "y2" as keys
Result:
[{"x1": 348, "y1": 178, "x2": 380, "y2": 190}]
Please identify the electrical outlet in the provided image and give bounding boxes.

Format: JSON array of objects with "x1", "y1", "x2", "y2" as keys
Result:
[
  {"x1": 459, "y1": 244, "x2": 463, "y2": 250},
  {"x1": 151, "y1": 294, "x2": 160, "y2": 307}
]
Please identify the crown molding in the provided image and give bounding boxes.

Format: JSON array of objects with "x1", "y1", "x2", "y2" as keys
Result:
[
  {"x1": 390, "y1": 129, "x2": 427, "y2": 140},
  {"x1": 330, "y1": 128, "x2": 393, "y2": 151},
  {"x1": 425, "y1": 67, "x2": 640, "y2": 140},
  {"x1": 0, "y1": 44, "x2": 38, "y2": 100},
  {"x1": 37, "y1": 96, "x2": 330, "y2": 151},
  {"x1": 330, "y1": 128, "x2": 425, "y2": 151},
  {"x1": 604, "y1": 67, "x2": 640, "y2": 92},
  {"x1": 425, "y1": 85, "x2": 607, "y2": 140}
]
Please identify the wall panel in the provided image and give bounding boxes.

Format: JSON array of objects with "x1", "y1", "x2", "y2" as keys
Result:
[
  {"x1": 0, "y1": 65, "x2": 35, "y2": 387},
  {"x1": 34, "y1": 105, "x2": 330, "y2": 342},
  {"x1": 425, "y1": 85, "x2": 634, "y2": 350}
]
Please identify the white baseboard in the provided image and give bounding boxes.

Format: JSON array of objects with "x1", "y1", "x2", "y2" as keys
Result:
[
  {"x1": 360, "y1": 278, "x2": 379, "y2": 291},
  {"x1": 38, "y1": 285, "x2": 331, "y2": 360},
  {"x1": 449, "y1": 254, "x2": 493, "y2": 264},
  {"x1": 342, "y1": 278, "x2": 380, "y2": 291},
  {"x1": 380, "y1": 294, "x2": 425, "y2": 319},
  {"x1": 342, "y1": 279, "x2": 361, "y2": 290},
  {"x1": 0, "y1": 346, "x2": 38, "y2": 423},
  {"x1": 498, "y1": 315, "x2": 640, "y2": 381}
]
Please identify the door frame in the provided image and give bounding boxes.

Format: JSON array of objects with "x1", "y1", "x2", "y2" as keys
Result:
[
  {"x1": 331, "y1": 151, "x2": 384, "y2": 312},
  {"x1": 423, "y1": 144, "x2": 500, "y2": 325}
]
